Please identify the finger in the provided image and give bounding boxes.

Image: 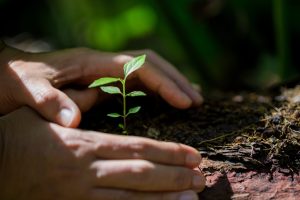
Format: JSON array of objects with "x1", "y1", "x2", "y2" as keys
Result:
[
  {"x1": 90, "y1": 189, "x2": 199, "y2": 200},
  {"x1": 124, "y1": 50, "x2": 204, "y2": 106},
  {"x1": 58, "y1": 51, "x2": 197, "y2": 109},
  {"x1": 86, "y1": 133, "x2": 201, "y2": 168},
  {"x1": 90, "y1": 160, "x2": 206, "y2": 192},
  {"x1": 57, "y1": 51, "x2": 194, "y2": 108},
  {"x1": 63, "y1": 88, "x2": 98, "y2": 112},
  {"x1": 137, "y1": 66, "x2": 193, "y2": 109},
  {"x1": 20, "y1": 79, "x2": 81, "y2": 128},
  {"x1": 68, "y1": 51, "x2": 126, "y2": 85},
  {"x1": 148, "y1": 51, "x2": 204, "y2": 106}
]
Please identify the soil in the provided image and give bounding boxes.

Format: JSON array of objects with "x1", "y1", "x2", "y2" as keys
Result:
[{"x1": 80, "y1": 86, "x2": 300, "y2": 200}]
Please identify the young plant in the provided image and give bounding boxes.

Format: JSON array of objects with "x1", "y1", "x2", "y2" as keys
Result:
[{"x1": 88, "y1": 55, "x2": 147, "y2": 134}]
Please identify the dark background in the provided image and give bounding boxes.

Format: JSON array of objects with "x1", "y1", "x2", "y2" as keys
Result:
[{"x1": 1, "y1": 0, "x2": 300, "y2": 90}]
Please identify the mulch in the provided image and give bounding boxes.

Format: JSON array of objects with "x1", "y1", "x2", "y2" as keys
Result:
[{"x1": 80, "y1": 86, "x2": 300, "y2": 200}]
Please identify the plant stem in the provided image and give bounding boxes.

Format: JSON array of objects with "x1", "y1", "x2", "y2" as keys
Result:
[{"x1": 122, "y1": 79, "x2": 127, "y2": 133}]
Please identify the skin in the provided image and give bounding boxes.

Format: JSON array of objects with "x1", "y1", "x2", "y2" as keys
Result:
[
  {"x1": 0, "y1": 46, "x2": 203, "y2": 127},
  {"x1": 0, "y1": 44, "x2": 205, "y2": 200},
  {"x1": 0, "y1": 107, "x2": 205, "y2": 200}
]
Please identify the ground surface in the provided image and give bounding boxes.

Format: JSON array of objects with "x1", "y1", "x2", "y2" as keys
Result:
[{"x1": 80, "y1": 86, "x2": 300, "y2": 200}]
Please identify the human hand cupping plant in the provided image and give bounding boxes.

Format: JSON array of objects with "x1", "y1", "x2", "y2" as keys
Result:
[
  {"x1": 0, "y1": 45, "x2": 203, "y2": 128},
  {"x1": 0, "y1": 107, "x2": 205, "y2": 200},
  {"x1": 89, "y1": 55, "x2": 147, "y2": 133}
]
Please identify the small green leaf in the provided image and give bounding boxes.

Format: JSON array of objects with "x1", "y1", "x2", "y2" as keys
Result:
[
  {"x1": 127, "y1": 91, "x2": 147, "y2": 97},
  {"x1": 107, "y1": 113, "x2": 122, "y2": 118},
  {"x1": 88, "y1": 77, "x2": 120, "y2": 88},
  {"x1": 127, "y1": 106, "x2": 141, "y2": 116},
  {"x1": 100, "y1": 86, "x2": 121, "y2": 94},
  {"x1": 124, "y1": 55, "x2": 146, "y2": 79},
  {"x1": 118, "y1": 123, "x2": 124, "y2": 129}
]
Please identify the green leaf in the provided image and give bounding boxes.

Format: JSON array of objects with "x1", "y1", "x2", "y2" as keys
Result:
[
  {"x1": 100, "y1": 86, "x2": 121, "y2": 94},
  {"x1": 127, "y1": 91, "x2": 147, "y2": 97},
  {"x1": 127, "y1": 106, "x2": 141, "y2": 116},
  {"x1": 124, "y1": 55, "x2": 146, "y2": 79},
  {"x1": 118, "y1": 123, "x2": 124, "y2": 129},
  {"x1": 88, "y1": 77, "x2": 120, "y2": 88},
  {"x1": 107, "y1": 113, "x2": 122, "y2": 118}
]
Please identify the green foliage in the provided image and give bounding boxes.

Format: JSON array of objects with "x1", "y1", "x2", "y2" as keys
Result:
[
  {"x1": 124, "y1": 54, "x2": 146, "y2": 79},
  {"x1": 88, "y1": 77, "x2": 120, "y2": 88},
  {"x1": 127, "y1": 91, "x2": 146, "y2": 97},
  {"x1": 89, "y1": 55, "x2": 146, "y2": 134},
  {"x1": 127, "y1": 106, "x2": 141, "y2": 116},
  {"x1": 100, "y1": 86, "x2": 122, "y2": 94},
  {"x1": 107, "y1": 113, "x2": 122, "y2": 118}
]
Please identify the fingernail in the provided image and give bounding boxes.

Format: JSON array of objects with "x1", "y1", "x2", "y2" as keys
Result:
[
  {"x1": 58, "y1": 108, "x2": 73, "y2": 126},
  {"x1": 179, "y1": 191, "x2": 198, "y2": 200},
  {"x1": 193, "y1": 174, "x2": 205, "y2": 189},
  {"x1": 186, "y1": 153, "x2": 201, "y2": 166}
]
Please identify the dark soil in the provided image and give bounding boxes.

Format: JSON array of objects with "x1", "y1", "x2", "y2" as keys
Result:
[{"x1": 80, "y1": 86, "x2": 300, "y2": 200}]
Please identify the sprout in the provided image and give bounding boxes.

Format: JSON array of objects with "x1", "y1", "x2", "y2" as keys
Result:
[{"x1": 89, "y1": 55, "x2": 146, "y2": 134}]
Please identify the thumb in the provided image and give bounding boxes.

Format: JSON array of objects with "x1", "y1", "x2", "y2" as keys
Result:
[
  {"x1": 22, "y1": 81, "x2": 81, "y2": 128},
  {"x1": 63, "y1": 88, "x2": 99, "y2": 113}
]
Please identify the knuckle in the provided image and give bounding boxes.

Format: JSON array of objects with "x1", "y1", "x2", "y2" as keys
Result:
[
  {"x1": 116, "y1": 54, "x2": 134, "y2": 65},
  {"x1": 126, "y1": 138, "x2": 151, "y2": 158},
  {"x1": 34, "y1": 88, "x2": 59, "y2": 106},
  {"x1": 62, "y1": 131, "x2": 95, "y2": 159},
  {"x1": 129, "y1": 138, "x2": 150, "y2": 150},
  {"x1": 131, "y1": 160, "x2": 154, "y2": 173}
]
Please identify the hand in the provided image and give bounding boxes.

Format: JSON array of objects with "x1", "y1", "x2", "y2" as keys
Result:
[
  {"x1": 0, "y1": 45, "x2": 203, "y2": 128},
  {"x1": 0, "y1": 107, "x2": 205, "y2": 200}
]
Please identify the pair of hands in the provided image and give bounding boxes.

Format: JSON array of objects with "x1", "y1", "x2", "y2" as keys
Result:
[
  {"x1": 0, "y1": 46, "x2": 203, "y2": 127},
  {"x1": 0, "y1": 45, "x2": 205, "y2": 200}
]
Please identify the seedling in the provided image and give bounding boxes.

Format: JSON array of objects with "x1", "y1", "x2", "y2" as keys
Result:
[{"x1": 89, "y1": 55, "x2": 147, "y2": 134}]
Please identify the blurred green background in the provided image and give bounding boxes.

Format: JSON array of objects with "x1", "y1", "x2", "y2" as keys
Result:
[{"x1": 1, "y1": 0, "x2": 300, "y2": 90}]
